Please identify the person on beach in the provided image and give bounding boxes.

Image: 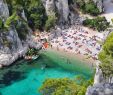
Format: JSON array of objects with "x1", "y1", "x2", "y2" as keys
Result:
[
  {"x1": 50, "y1": 44, "x2": 52, "y2": 48},
  {"x1": 57, "y1": 45, "x2": 59, "y2": 51},
  {"x1": 67, "y1": 59, "x2": 71, "y2": 64}
]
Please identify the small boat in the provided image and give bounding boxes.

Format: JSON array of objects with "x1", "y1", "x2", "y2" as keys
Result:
[
  {"x1": 24, "y1": 55, "x2": 39, "y2": 60},
  {"x1": 32, "y1": 55, "x2": 39, "y2": 60}
]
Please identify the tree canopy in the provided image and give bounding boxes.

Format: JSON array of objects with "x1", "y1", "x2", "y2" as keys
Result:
[{"x1": 39, "y1": 76, "x2": 94, "y2": 95}]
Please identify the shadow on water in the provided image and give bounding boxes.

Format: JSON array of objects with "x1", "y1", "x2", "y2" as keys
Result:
[
  {"x1": 0, "y1": 54, "x2": 59, "y2": 88},
  {"x1": 0, "y1": 50, "x2": 94, "y2": 95},
  {"x1": 0, "y1": 70, "x2": 25, "y2": 87}
]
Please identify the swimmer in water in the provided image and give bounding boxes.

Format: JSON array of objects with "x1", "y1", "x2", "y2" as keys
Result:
[{"x1": 41, "y1": 64, "x2": 47, "y2": 70}]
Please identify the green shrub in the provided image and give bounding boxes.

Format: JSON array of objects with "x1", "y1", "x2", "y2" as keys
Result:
[
  {"x1": 85, "y1": 2, "x2": 100, "y2": 16},
  {"x1": 4, "y1": 12, "x2": 17, "y2": 28},
  {"x1": 15, "y1": 20, "x2": 29, "y2": 40},
  {"x1": 111, "y1": 18, "x2": 113, "y2": 24},
  {"x1": 26, "y1": 48, "x2": 39, "y2": 56},
  {"x1": 75, "y1": 0, "x2": 101, "y2": 16},
  {"x1": 45, "y1": 14, "x2": 57, "y2": 31},
  {"x1": 75, "y1": 0, "x2": 85, "y2": 9},
  {"x1": 27, "y1": 0, "x2": 47, "y2": 30},
  {"x1": 0, "y1": 19, "x2": 3, "y2": 29},
  {"x1": 98, "y1": 32, "x2": 113, "y2": 82},
  {"x1": 83, "y1": 17, "x2": 109, "y2": 31},
  {"x1": 2, "y1": 37, "x2": 12, "y2": 47}
]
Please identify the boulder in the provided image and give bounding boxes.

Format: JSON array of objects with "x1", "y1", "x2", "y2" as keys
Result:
[{"x1": 93, "y1": 0, "x2": 104, "y2": 13}]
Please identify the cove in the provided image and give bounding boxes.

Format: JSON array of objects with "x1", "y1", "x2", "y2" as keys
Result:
[{"x1": 0, "y1": 49, "x2": 94, "y2": 95}]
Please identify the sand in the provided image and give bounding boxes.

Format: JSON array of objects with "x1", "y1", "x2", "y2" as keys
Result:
[{"x1": 47, "y1": 46, "x2": 96, "y2": 67}]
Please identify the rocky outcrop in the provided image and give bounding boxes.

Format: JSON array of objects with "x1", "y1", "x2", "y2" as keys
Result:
[
  {"x1": 93, "y1": 0, "x2": 104, "y2": 12},
  {"x1": 0, "y1": 27, "x2": 42, "y2": 66},
  {"x1": 0, "y1": 0, "x2": 42, "y2": 67},
  {"x1": 94, "y1": 61, "x2": 104, "y2": 85},
  {"x1": 0, "y1": 0, "x2": 9, "y2": 20},
  {"x1": 86, "y1": 61, "x2": 113, "y2": 95},
  {"x1": 41, "y1": 0, "x2": 78, "y2": 26},
  {"x1": 86, "y1": 83, "x2": 113, "y2": 95}
]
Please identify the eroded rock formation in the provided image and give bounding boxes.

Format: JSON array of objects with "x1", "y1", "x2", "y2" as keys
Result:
[
  {"x1": 0, "y1": 0, "x2": 42, "y2": 66},
  {"x1": 41, "y1": 0, "x2": 78, "y2": 26},
  {"x1": 93, "y1": 0, "x2": 104, "y2": 12}
]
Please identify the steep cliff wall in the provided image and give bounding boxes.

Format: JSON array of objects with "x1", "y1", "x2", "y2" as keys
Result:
[
  {"x1": 0, "y1": 0, "x2": 42, "y2": 66},
  {"x1": 93, "y1": 0, "x2": 104, "y2": 12},
  {"x1": 0, "y1": 0, "x2": 9, "y2": 20},
  {"x1": 41, "y1": 0, "x2": 104, "y2": 27},
  {"x1": 41, "y1": 0, "x2": 78, "y2": 26}
]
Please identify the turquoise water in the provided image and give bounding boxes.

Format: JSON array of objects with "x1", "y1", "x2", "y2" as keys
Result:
[{"x1": 0, "y1": 50, "x2": 94, "y2": 95}]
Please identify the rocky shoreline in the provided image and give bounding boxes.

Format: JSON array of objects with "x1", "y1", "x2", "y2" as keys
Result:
[{"x1": 0, "y1": 42, "x2": 42, "y2": 67}]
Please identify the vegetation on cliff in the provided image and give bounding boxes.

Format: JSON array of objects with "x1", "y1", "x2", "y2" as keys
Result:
[
  {"x1": 6, "y1": 0, "x2": 56, "y2": 32},
  {"x1": 5, "y1": 0, "x2": 103, "y2": 33},
  {"x1": 45, "y1": 13, "x2": 57, "y2": 31},
  {"x1": 75, "y1": 0, "x2": 101, "y2": 16},
  {"x1": 98, "y1": 32, "x2": 113, "y2": 82}
]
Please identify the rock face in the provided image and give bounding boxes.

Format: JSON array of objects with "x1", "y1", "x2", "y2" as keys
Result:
[
  {"x1": 93, "y1": 0, "x2": 104, "y2": 12},
  {"x1": 86, "y1": 83, "x2": 113, "y2": 95},
  {"x1": 42, "y1": 0, "x2": 104, "y2": 26},
  {"x1": 86, "y1": 61, "x2": 113, "y2": 95},
  {"x1": 56, "y1": 0, "x2": 70, "y2": 24},
  {"x1": 0, "y1": 0, "x2": 42, "y2": 66},
  {"x1": 94, "y1": 62, "x2": 104, "y2": 85},
  {"x1": 41, "y1": 0, "x2": 78, "y2": 26},
  {"x1": 0, "y1": 0, "x2": 9, "y2": 20}
]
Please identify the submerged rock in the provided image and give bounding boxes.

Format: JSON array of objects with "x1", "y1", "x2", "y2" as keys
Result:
[{"x1": 0, "y1": 70, "x2": 25, "y2": 86}]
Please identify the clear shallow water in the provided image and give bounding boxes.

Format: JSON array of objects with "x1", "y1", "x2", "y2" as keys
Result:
[{"x1": 0, "y1": 50, "x2": 94, "y2": 95}]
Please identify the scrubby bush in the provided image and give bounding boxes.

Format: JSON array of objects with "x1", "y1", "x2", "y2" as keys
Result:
[
  {"x1": 75, "y1": 0, "x2": 101, "y2": 16},
  {"x1": 4, "y1": 12, "x2": 18, "y2": 28},
  {"x1": 27, "y1": 0, "x2": 47, "y2": 30},
  {"x1": 111, "y1": 18, "x2": 113, "y2": 24},
  {"x1": 83, "y1": 17, "x2": 109, "y2": 31},
  {"x1": 98, "y1": 32, "x2": 113, "y2": 82},
  {"x1": 45, "y1": 14, "x2": 57, "y2": 31},
  {"x1": 15, "y1": 21, "x2": 29, "y2": 40},
  {"x1": 85, "y1": 1, "x2": 100, "y2": 16}
]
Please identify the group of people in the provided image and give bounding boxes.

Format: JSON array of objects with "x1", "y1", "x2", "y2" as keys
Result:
[{"x1": 50, "y1": 25, "x2": 103, "y2": 61}]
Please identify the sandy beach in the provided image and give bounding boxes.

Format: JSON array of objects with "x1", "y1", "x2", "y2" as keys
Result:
[
  {"x1": 38, "y1": 25, "x2": 106, "y2": 67},
  {"x1": 46, "y1": 47, "x2": 95, "y2": 67}
]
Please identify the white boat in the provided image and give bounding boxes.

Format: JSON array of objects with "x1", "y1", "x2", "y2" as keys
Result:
[{"x1": 32, "y1": 55, "x2": 39, "y2": 60}]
